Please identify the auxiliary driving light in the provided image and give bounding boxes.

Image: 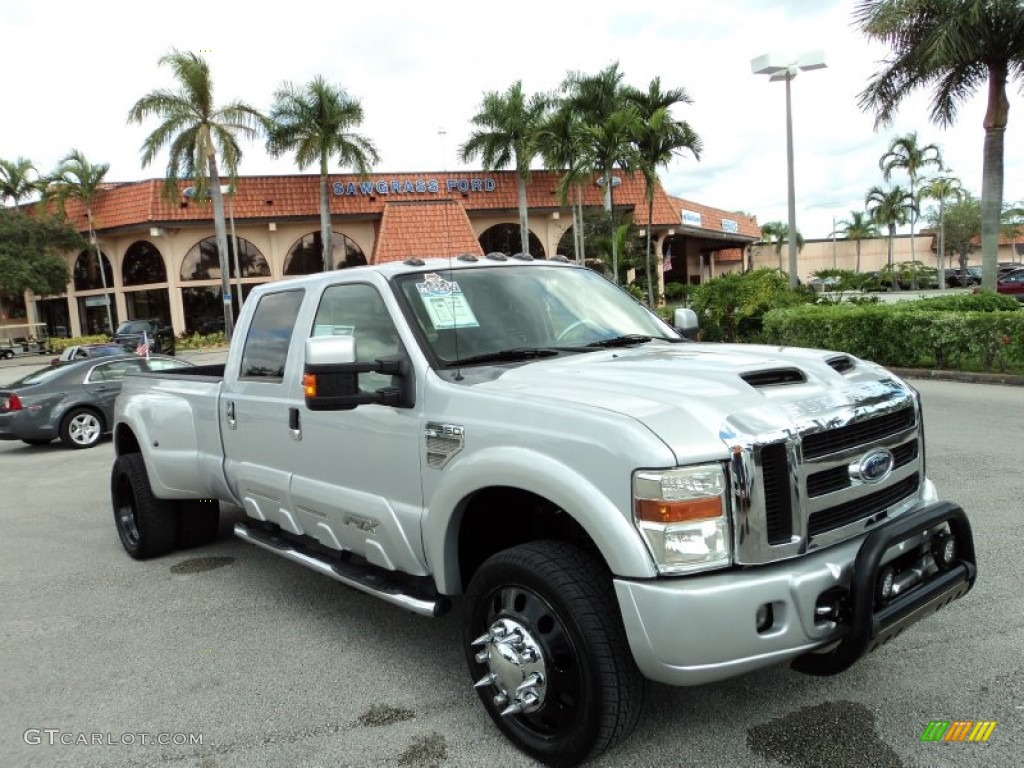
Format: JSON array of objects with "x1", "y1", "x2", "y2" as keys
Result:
[
  {"x1": 932, "y1": 532, "x2": 956, "y2": 570},
  {"x1": 877, "y1": 566, "x2": 895, "y2": 605}
]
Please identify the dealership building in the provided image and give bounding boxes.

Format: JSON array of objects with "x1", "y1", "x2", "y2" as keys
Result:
[{"x1": 13, "y1": 170, "x2": 760, "y2": 338}]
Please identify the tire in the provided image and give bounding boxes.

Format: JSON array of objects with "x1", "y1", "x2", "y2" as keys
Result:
[
  {"x1": 21, "y1": 438, "x2": 52, "y2": 446},
  {"x1": 59, "y1": 407, "x2": 104, "y2": 449},
  {"x1": 110, "y1": 453, "x2": 179, "y2": 559},
  {"x1": 463, "y1": 541, "x2": 644, "y2": 767},
  {"x1": 0, "y1": 349, "x2": 13, "y2": 359},
  {"x1": 178, "y1": 499, "x2": 220, "y2": 548}
]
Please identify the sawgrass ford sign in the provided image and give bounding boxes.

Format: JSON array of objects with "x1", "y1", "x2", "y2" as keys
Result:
[{"x1": 333, "y1": 177, "x2": 498, "y2": 196}]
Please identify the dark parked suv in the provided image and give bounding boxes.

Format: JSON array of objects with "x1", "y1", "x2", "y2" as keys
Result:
[{"x1": 111, "y1": 320, "x2": 175, "y2": 355}]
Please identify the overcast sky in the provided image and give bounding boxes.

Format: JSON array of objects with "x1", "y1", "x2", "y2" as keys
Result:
[{"x1": 2, "y1": 0, "x2": 1022, "y2": 240}]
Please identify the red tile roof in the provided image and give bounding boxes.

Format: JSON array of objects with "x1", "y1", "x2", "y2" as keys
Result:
[
  {"x1": 666, "y1": 195, "x2": 761, "y2": 240},
  {"x1": 41, "y1": 170, "x2": 759, "y2": 244},
  {"x1": 372, "y1": 201, "x2": 483, "y2": 263}
]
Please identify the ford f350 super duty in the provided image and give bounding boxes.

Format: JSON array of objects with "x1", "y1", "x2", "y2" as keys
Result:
[{"x1": 110, "y1": 255, "x2": 976, "y2": 766}]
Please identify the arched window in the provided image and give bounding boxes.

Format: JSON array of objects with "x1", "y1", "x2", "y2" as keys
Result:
[
  {"x1": 283, "y1": 231, "x2": 367, "y2": 275},
  {"x1": 122, "y1": 240, "x2": 167, "y2": 285},
  {"x1": 478, "y1": 223, "x2": 545, "y2": 259},
  {"x1": 73, "y1": 249, "x2": 114, "y2": 291},
  {"x1": 180, "y1": 236, "x2": 270, "y2": 281}
]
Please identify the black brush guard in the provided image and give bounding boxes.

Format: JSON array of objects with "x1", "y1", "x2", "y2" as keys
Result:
[{"x1": 792, "y1": 501, "x2": 976, "y2": 676}]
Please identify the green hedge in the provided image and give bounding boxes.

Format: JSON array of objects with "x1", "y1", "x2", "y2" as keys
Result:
[
  {"x1": 175, "y1": 331, "x2": 227, "y2": 350},
  {"x1": 763, "y1": 304, "x2": 1024, "y2": 373},
  {"x1": 47, "y1": 335, "x2": 113, "y2": 353}
]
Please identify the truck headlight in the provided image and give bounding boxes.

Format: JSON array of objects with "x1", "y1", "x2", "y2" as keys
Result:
[{"x1": 633, "y1": 464, "x2": 731, "y2": 574}]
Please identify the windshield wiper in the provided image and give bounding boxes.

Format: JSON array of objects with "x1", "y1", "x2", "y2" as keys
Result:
[
  {"x1": 585, "y1": 334, "x2": 653, "y2": 348},
  {"x1": 447, "y1": 347, "x2": 560, "y2": 366}
]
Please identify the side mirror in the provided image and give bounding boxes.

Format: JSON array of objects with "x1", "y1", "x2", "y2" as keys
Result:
[
  {"x1": 302, "y1": 335, "x2": 414, "y2": 411},
  {"x1": 673, "y1": 308, "x2": 700, "y2": 341}
]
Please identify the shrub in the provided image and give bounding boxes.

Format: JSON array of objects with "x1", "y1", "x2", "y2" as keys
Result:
[
  {"x1": 893, "y1": 292, "x2": 1021, "y2": 313},
  {"x1": 46, "y1": 335, "x2": 112, "y2": 354},
  {"x1": 175, "y1": 331, "x2": 227, "y2": 350},
  {"x1": 688, "y1": 269, "x2": 813, "y2": 342},
  {"x1": 763, "y1": 303, "x2": 1024, "y2": 372}
]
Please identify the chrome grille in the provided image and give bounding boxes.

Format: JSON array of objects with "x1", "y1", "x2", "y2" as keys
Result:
[
  {"x1": 802, "y1": 407, "x2": 915, "y2": 459},
  {"x1": 808, "y1": 474, "x2": 920, "y2": 536},
  {"x1": 760, "y1": 443, "x2": 793, "y2": 545},
  {"x1": 806, "y1": 438, "x2": 919, "y2": 498},
  {"x1": 728, "y1": 392, "x2": 924, "y2": 565}
]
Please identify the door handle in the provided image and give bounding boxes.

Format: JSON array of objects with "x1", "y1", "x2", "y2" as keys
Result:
[
  {"x1": 226, "y1": 401, "x2": 237, "y2": 429},
  {"x1": 288, "y1": 407, "x2": 301, "y2": 441}
]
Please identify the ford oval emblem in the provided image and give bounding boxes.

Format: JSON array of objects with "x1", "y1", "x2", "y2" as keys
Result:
[{"x1": 857, "y1": 449, "x2": 895, "y2": 484}]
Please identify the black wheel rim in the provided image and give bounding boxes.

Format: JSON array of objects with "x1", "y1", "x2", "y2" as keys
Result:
[
  {"x1": 115, "y1": 474, "x2": 140, "y2": 547},
  {"x1": 474, "y1": 584, "x2": 585, "y2": 738}
]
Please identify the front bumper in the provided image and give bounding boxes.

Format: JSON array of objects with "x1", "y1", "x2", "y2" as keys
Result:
[{"x1": 615, "y1": 500, "x2": 976, "y2": 686}]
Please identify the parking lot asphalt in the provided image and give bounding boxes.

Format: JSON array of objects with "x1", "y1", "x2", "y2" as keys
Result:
[{"x1": 1, "y1": 368, "x2": 1021, "y2": 767}]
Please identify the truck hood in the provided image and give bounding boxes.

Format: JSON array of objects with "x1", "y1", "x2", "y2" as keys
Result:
[{"x1": 473, "y1": 342, "x2": 912, "y2": 464}]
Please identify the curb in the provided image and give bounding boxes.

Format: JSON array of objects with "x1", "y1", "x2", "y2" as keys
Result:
[{"x1": 889, "y1": 367, "x2": 1024, "y2": 387}]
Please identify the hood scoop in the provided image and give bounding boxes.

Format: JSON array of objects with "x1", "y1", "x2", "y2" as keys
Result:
[
  {"x1": 826, "y1": 355, "x2": 855, "y2": 374},
  {"x1": 740, "y1": 367, "x2": 806, "y2": 388}
]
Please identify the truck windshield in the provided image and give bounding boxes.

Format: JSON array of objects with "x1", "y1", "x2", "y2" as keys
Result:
[{"x1": 394, "y1": 265, "x2": 679, "y2": 365}]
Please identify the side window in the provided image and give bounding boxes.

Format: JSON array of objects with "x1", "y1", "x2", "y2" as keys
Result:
[
  {"x1": 88, "y1": 360, "x2": 141, "y2": 382},
  {"x1": 239, "y1": 290, "x2": 305, "y2": 381},
  {"x1": 312, "y1": 283, "x2": 402, "y2": 393}
]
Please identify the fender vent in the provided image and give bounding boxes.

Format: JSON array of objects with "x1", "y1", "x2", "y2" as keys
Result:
[
  {"x1": 826, "y1": 355, "x2": 855, "y2": 374},
  {"x1": 741, "y1": 368, "x2": 806, "y2": 387}
]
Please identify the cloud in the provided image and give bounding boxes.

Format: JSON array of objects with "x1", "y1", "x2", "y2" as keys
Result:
[{"x1": 2, "y1": 0, "x2": 1021, "y2": 241}]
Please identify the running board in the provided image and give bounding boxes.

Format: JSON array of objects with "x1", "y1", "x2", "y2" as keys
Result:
[{"x1": 234, "y1": 522, "x2": 449, "y2": 618}]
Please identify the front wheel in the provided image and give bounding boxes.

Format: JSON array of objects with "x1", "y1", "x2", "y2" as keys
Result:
[
  {"x1": 463, "y1": 541, "x2": 644, "y2": 767},
  {"x1": 111, "y1": 453, "x2": 179, "y2": 559}
]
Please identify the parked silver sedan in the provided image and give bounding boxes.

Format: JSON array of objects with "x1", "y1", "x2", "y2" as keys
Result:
[{"x1": 0, "y1": 355, "x2": 192, "y2": 449}]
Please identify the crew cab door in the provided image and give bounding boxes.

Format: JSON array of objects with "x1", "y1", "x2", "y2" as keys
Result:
[
  {"x1": 286, "y1": 280, "x2": 426, "y2": 575},
  {"x1": 221, "y1": 288, "x2": 306, "y2": 534}
]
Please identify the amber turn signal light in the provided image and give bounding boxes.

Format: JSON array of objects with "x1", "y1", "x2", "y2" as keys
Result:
[{"x1": 635, "y1": 497, "x2": 722, "y2": 523}]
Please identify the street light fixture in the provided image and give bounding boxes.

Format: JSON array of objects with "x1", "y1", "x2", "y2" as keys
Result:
[{"x1": 751, "y1": 50, "x2": 827, "y2": 289}]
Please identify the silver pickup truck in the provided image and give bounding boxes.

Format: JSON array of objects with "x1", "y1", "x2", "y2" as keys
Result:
[{"x1": 110, "y1": 256, "x2": 976, "y2": 766}]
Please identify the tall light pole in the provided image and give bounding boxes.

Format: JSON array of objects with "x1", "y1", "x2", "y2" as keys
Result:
[
  {"x1": 751, "y1": 51, "x2": 827, "y2": 289},
  {"x1": 184, "y1": 184, "x2": 239, "y2": 335}
]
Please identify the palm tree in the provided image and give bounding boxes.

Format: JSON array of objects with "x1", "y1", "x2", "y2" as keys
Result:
[
  {"x1": 836, "y1": 210, "x2": 879, "y2": 273},
  {"x1": 459, "y1": 81, "x2": 549, "y2": 257},
  {"x1": 865, "y1": 184, "x2": 915, "y2": 289},
  {"x1": 561, "y1": 63, "x2": 638, "y2": 284},
  {"x1": 920, "y1": 175, "x2": 964, "y2": 280},
  {"x1": 127, "y1": 49, "x2": 267, "y2": 339},
  {"x1": 267, "y1": 76, "x2": 379, "y2": 273},
  {"x1": 47, "y1": 149, "x2": 114, "y2": 334},
  {"x1": 0, "y1": 157, "x2": 40, "y2": 206},
  {"x1": 626, "y1": 78, "x2": 703, "y2": 305},
  {"x1": 759, "y1": 221, "x2": 804, "y2": 273},
  {"x1": 536, "y1": 104, "x2": 590, "y2": 263},
  {"x1": 879, "y1": 132, "x2": 943, "y2": 286},
  {"x1": 855, "y1": 0, "x2": 1024, "y2": 291}
]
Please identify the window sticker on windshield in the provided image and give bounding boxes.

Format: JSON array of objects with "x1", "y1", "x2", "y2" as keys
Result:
[
  {"x1": 313, "y1": 324, "x2": 355, "y2": 337},
  {"x1": 415, "y1": 273, "x2": 480, "y2": 329}
]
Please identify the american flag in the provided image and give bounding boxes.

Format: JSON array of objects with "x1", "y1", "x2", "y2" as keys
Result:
[{"x1": 135, "y1": 331, "x2": 150, "y2": 358}]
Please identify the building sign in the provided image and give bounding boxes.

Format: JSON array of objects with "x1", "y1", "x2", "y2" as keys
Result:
[
  {"x1": 84, "y1": 296, "x2": 110, "y2": 307},
  {"x1": 681, "y1": 209, "x2": 702, "y2": 227},
  {"x1": 721, "y1": 218, "x2": 739, "y2": 234},
  {"x1": 333, "y1": 177, "x2": 498, "y2": 196}
]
